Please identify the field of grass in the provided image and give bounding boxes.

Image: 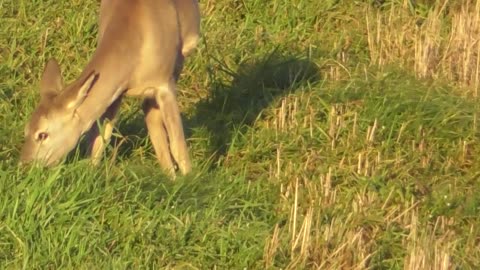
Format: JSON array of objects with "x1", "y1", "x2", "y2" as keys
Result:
[{"x1": 1, "y1": 0, "x2": 480, "y2": 268}]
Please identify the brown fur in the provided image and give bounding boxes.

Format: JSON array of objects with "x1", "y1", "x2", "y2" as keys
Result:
[{"x1": 21, "y1": 0, "x2": 200, "y2": 176}]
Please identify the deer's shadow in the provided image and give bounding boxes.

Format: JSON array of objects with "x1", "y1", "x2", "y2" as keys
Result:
[{"x1": 186, "y1": 50, "x2": 320, "y2": 166}]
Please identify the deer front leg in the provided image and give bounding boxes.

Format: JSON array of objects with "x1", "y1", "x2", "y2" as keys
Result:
[
  {"x1": 87, "y1": 96, "x2": 122, "y2": 165},
  {"x1": 152, "y1": 82, "x2": 191, "y2": 175},
  {"x1": 143, "y1": 97, "x2": 176, "y2": 176}
]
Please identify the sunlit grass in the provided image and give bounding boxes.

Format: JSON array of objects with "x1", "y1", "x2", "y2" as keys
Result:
[{"x1": 1, "y1": 0, "x2": 479, "y2": 268}]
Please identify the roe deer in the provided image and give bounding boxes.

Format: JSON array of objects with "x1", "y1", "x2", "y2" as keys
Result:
[{"x1": 20, "y1": 0, "x2": 200, "y2": 176}]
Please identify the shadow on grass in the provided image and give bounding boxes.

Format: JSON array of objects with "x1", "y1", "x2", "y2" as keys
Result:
[
  {"x1": 81, "y1": 50, "x2": 320, "y2": 168},
  {"x1": 187, "y1": 50, "x2": 320, "y2": 167}
]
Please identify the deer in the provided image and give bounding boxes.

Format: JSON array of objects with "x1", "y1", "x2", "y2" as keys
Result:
[{"x1": 20, "y1": 0, "x2": 200, "y2": 176}]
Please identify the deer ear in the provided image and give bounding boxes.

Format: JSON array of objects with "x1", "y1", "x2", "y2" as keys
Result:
[
  {"x1": 40, "y1": 59, "x2": 64, "y2": 100},
  {"x1": 64, "y1": 71, "x2": 99, "y2": 110}
]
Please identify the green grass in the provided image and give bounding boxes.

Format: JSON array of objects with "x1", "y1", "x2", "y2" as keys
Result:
[{"x1": 1, "y1": 0, "x2": 480, "y2": 268}]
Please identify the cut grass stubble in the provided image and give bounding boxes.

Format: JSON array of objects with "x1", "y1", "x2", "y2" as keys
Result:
[{"x1": 0, "y1": 0, "x2": 480, "y2": 268}]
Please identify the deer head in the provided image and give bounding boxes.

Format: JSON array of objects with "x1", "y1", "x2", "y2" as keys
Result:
[{"x1": 21, "y1": 59, "x2": 98, "y2": 166}]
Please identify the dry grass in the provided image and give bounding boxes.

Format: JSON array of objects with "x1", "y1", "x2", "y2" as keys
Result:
[
  {"x1": 367, "y1": 0, "x2": 480, "y2": 95},
  {"x1": 1, "y1": 0, "x2": 479, "y2": 268},
  {"x1": 238, "y1": 73, "x2": 479, "y2": 268}
]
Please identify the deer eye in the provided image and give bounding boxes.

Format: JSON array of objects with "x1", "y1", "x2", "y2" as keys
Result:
[{"x1": 36, "y1": 132, "x2": 49, "y2": 141}]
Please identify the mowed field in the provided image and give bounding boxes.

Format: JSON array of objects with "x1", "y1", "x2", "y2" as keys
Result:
[{"x1": 1, "y1": 0, "x2": 480, "y2": 268}]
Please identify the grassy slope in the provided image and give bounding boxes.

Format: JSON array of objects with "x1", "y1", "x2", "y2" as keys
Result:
[{"x1": 1, "y1": 0, "x2": 479, "y2": 269}]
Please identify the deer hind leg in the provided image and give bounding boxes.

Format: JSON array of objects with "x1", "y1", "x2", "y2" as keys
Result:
[
  {"x1": 176, "y1": 0, "x2": 201, "y2": 57},
  {"x1": 87, "y1": 96, "x2": 122, "y2": 165},
  {"x1": 149, "y1": 81, "x2": 191, "y2": 175}
]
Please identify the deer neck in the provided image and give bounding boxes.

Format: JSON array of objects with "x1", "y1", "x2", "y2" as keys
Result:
[{"x1": 73, "y1": 49, "x2": 134, "y2": 133}]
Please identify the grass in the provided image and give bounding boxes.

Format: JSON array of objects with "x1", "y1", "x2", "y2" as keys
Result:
[{"x1": 1, "y1": 0, "x2": 480, "y2": 268}]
